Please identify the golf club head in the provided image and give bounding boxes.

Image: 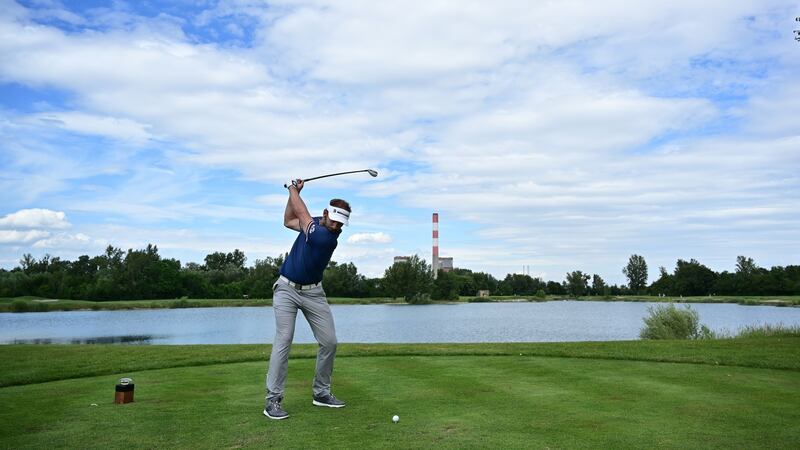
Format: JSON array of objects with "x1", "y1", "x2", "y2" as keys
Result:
[{"x1": 367, "y1": 169, "x2": 378, "y2": 177}]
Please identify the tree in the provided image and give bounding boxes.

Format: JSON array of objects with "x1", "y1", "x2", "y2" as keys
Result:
[
  {"x1": 623, "y1": 254, "x2": 648, "y2": 294},
  {"x1": 204, "y1": 249, "x2": 246, "y2": 271},
  {"x1": 498, "y1": 274, "x2": 544, "y2": 296},
  {"x1": 382, "y1": 255, "x2": 433, "y2": 303},
  {"x1": 450, "y1": 268, "x2": 479, "y2": 296},
  {"x1": 672, "y1": 259, "x2": 716, "y2": 296},
  {"x1": 735, "y1": 256, "x2": 758, "y2": 275},
  {"x1": 229, "y1": 249, "x2": 246, "y2": 269},
  {"x1": 432, "y1": 270, "x2": 462, "y2": 300},
  {"x1": 470, "y1": 271, "x2": 499, "y2": 294},
  {"x1": 546, "y1": 280, "x2": 566, "y2": 295},
  {"x1": 20, "y1": 254, "x2": 36, "y2": 274},
  {"x1": 591, "y1": 274, "x2": 607, "y2": 296},
  {"x1": 649, "y1": 266, "x2": 673, "y2": 295},
  {"x1": 564, "y1": 271, "x2": 590, "y2": 296},
  {"x1": 732, "y1": 255, "x2": 764, "y2": 294},
  {"x1": 323, "y1": 261, "x2": 366, "y2": 297}
]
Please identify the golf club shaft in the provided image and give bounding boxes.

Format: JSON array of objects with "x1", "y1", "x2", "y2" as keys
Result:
[
  {"x1": 284, "y1": 169, "x2": 377, "y2": 187},
  {"x1": 304, "y1": 170, "x2": 373, "y2": 182}
]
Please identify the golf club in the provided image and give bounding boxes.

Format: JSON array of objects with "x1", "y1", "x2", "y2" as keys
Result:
[{"x1": 284, "y1": 169, "x2": 378, "y2": 187}]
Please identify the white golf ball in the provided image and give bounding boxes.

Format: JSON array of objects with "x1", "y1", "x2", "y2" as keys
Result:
[{"x1": 392, "y1": 415, "x2": 399, "y2": 423}]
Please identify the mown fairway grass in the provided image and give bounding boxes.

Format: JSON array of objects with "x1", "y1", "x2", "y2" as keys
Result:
[{"x1": 1, "y1": 340, "x2": 799, "y2": 449}]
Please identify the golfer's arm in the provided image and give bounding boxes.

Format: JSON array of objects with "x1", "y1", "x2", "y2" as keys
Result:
[
  {"x1": 283, "y1": 196, "x2": 300, "y2": 231},
  {"x1": 284, "y1": 188, "x2": 313, "y2": 233}
]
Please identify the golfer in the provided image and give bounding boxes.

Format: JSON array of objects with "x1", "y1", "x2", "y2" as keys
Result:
[{"x1": 264, "y1": 179, "x2": 350, "y2": 420}]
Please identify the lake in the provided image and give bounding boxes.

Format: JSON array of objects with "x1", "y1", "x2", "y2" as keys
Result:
[{"x1": 1, "y1": 301, "x2": 799, "y2": 345}]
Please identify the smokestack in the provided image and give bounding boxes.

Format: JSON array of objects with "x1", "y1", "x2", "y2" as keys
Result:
[{"x1": 432, "y1": 213, "x2": 439, "y2": 280}]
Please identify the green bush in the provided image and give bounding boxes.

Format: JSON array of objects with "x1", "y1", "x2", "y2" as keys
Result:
[
  {"x1": 406, "y1": 293, "x2": 431, "y2": 305},
  {"x1": 10, "y1": 299, "x2": 29, "y2": 312},
  {"x1": 170, "y1": 299, "x2": 192, "y2": 308},
  {"x1": 535, "y1": 289, "x2": 546, "y2": 299},
  {"x1": 640, "y1": 303, "x2": 713, "y2": 340},
  {"x1": 33, "y1": 302, "x2": 50, "y2": 312}
]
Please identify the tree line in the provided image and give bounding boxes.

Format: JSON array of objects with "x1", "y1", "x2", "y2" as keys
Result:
[{"x1": 0, "y1": 246, "x2": 797, "y2": 301}]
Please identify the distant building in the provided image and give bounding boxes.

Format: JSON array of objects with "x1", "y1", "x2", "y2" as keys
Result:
[
  {"x1": 478, "y1": 290, "x2": 490, "y2": 297},
  {"x1": 393, "y1": 256, "x2": 410, "y2": 264},
  {"x1": 438, "y1": 257, "x2": 453, "y2": 272}
]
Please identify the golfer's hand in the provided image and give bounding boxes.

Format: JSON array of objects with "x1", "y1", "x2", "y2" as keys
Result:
[{"x1": 287, "y1": 179, "x2": 304, "y2": 193}]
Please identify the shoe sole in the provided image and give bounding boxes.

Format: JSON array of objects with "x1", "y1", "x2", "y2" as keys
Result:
[
  {"x1": 312, "y1": 400, "x2": 346, "y2": 408},
  {"x1": 263, "y1": 409, "x2": 290, "y2": 420}
]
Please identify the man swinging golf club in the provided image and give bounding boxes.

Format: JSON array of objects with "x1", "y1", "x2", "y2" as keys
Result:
[{"x1": 264, "y1": 178, "x2": 351, "y2": 420}]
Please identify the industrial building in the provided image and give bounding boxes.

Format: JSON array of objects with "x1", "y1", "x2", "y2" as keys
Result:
[
  {"x1": 393, "y1": 212, "x2": 453, "y2": 279},
  {"x1": 432, "y1": 212, "x2": 453, "y2": 277}
]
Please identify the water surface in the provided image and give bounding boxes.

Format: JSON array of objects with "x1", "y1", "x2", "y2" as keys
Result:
[{"x1": 1, "y1": 301, "x2": 798, "y2": 345}]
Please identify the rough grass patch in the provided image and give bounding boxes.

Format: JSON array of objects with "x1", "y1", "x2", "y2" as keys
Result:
[{"x1": 735, "y1": 323, "x2": 800, "y2": 339}]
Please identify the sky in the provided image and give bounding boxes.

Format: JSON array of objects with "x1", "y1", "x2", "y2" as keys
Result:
[{"x1": 1, "y1": 0, "x2": 798, "y2": 285}]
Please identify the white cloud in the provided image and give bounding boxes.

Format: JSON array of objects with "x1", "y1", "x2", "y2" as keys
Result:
[
  {"x1": 259, "y1": 0, "x2": 783, "y2": 84},
  {"x1": 0, "y1": 230, "x2": 51, "y2": 244},
  {"x1": 31, "y1": 112, "x2": 154, "y2": 143},
  {"x1": 0, "y1": 209, "x2": 70, "y2": 229},
  {"x1": 32, "y1": 232, "x2": 91, "y2": 249},
  {"x1": 0, "y1": 1, "x2": 797, "y2": 281},
  {"x1": 255, "y1": 194, "x2": 289, "y2": 207},
  {"x1": 347, "y1": 232, "x2": 392, "y2": 244}
]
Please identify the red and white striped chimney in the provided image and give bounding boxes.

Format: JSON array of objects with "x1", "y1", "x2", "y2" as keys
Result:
[{"x1": 432, "y1": 213, "x2": 439, "y2": 279}]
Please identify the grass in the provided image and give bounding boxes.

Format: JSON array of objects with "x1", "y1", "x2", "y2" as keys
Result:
[
  {"x1": 1, "y1": 340, "x2": 799, "y2": 449},
  {"x1": 2, "y1": 295, "x2": 799, "y2": 312},
  {"x1": 480, "y1": 294, "x2": 800, "y2": 306},
  {"x1": 722, "y1": 323, "x2": 800, "y2": 339},
  {"x1": 0, "y1": 296, "x2": 402, "y2": 312}
]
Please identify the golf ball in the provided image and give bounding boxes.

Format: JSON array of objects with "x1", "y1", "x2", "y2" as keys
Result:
[{"x1": 392, "y1": 415, "x2": 399, "y2": 423}]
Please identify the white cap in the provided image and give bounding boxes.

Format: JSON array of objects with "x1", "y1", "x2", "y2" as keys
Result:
[{"x1": 326, "y1": 206, "x2": 350, "y2": 225}]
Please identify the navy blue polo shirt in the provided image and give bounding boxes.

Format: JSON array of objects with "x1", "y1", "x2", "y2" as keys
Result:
[{"x1": 280, "y1": 217, "x2": 339, "y2": 284}]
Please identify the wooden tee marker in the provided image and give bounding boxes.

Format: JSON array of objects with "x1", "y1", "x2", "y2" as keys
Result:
[{"x1": 115, "y1": 378, "x2": 134, "y2": 404}]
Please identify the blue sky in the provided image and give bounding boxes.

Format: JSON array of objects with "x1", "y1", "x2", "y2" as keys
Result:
[{"x1": 1, "y1": 0, "x2": 799, "y2": 284}]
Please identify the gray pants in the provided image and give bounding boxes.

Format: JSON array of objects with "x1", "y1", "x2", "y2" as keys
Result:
[{"x1": 266, "y1": 280, "x2": 337, "y2": 400}]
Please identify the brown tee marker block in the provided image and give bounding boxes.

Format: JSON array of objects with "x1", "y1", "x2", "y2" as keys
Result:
[{"x1": 114, "y1": 383, "x2": 134, "y2": 404}]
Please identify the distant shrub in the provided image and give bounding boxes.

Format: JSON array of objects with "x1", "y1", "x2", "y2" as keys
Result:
[
  {"x1": 33, "y1": 302, "x2": 50, "y2": 312},
  {"x1": 640, "y1": 303, "x2": 713, "y2": 340},
  {"x1": 535, "y1": 289, "x2": 546, "y2": 299},
  {"x1": 735, "y1": 323, "x2": 800, "y2": 339},
  {"x1": 10, "y1": 300, "x2": 29, "y2": 312},
  {"x1": 406, "y1": 293, "x2": 431, "y2": 305},
  {"x1": 170, "y1": 299, "x2": 192, "y2": 309}
]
